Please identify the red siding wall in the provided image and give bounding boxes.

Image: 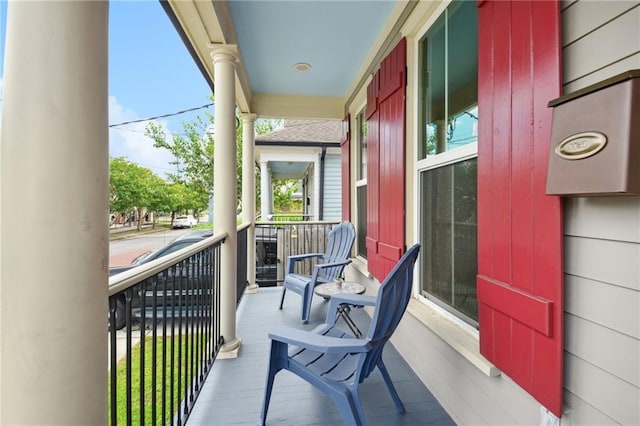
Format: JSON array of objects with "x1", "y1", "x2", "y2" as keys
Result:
[{"x1": 477, "y1": 0, "x2": 564, "y2": 417}]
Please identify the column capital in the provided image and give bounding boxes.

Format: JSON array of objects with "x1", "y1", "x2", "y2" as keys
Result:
[
  {"x1": 240, "y1": 113, "x2": 258, "y2": 123},
  {"x1": 209, "y1": 44, "x2": 239, "y2": 64}
]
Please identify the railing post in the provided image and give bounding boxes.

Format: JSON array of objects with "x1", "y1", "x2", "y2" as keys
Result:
[
  {"x1": 242, "y1": 113, "x2": 259, "y2": 292},
  {"x1": 211, "y1": 46, "x2": 241, "y2": 357}
]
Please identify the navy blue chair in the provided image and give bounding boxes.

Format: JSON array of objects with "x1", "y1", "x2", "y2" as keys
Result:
[
  {"x1": 261, "y1": 244, "x2": 421, "y2": 426},
  {"x1": 279, "y1": 221, "x2": 355, "y2": 323}
]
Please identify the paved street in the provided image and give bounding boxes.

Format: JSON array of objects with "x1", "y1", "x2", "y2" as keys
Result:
[{"x1": 109, "y1": 227, "x2": 192, "y2": 266}]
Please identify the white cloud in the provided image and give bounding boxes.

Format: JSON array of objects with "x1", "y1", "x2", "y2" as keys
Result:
[{"x1": 109, "y1": 95, "x2": 175, "y2": 179}]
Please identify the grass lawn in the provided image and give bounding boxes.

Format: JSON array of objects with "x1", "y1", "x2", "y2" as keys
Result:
[{"x1": 109, "y1": 333, "x2": 209, "y2": 425}]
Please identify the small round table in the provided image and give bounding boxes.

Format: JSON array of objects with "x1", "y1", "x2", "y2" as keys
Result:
[
  {"x1": 314, "y1": 281, "x2": 366, "y2": 300},
  {"x1": 314, "y1": 281, "x2": 366, "y2": 337}
]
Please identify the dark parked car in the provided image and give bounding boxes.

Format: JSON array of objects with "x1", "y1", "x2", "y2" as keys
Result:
[{"x1": 110, "y1": 229, "x2": 277, "y2": 329}]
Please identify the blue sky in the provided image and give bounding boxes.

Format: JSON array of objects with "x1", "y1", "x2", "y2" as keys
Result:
[{"x1": 0, "y1": 1, "x2": 213, "y2": 178}]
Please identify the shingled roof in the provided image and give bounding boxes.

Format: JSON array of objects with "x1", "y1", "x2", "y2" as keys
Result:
[{"x1": 255, "y1": 119, "x2": 341, "y2": 144}]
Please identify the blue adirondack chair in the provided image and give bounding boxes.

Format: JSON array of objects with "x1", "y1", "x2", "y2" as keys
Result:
[
  {"x1": 261, "y1": 244, "x2": 421, "y2": 426},
  {"x1": 279, "y1": 221, "x2": 356, "y2": 323}
]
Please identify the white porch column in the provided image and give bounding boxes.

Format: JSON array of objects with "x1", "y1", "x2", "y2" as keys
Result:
[
  {"x1": 211, "y1": 46, "x2": 241, "y2": 355},
  {"x1": 242, "y1": 114, "x2": 258, "y2": 292},
  {"x1": 1, "y1": 2, "x2": 108, "y2": 424},
  {"x1": 260, "y1": 161, "x2": 272, "y2": 221}
]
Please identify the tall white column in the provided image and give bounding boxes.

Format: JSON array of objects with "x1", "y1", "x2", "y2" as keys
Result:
[
  {"x1": 241, "y1": 114, "x2": 258, "y2": 292},
  {"x1": 211, "y1": 46, "x2": 241, "y2": 355},
  {"x1": 1, "y1": 2, "x2": 109, "y2": 423},
  {"x1": 260, "y1": 161, "x2": 272, "y2": 221}
]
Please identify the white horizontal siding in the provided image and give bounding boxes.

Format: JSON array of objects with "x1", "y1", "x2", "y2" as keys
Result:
[
  {"x1": 565, "y1": 352, "x2": 640, "y2": 425},
  {"x1": 322, "y1": 154, "x2": 341, "y2": 220},
  {"x1": 560, "y1": 2, "x2": 640, "y2": 425},
  {"x1": 565, "y1": 274, "x2": 640, "y2": 339},
  {"x1": 565, "y1": 314, "x2": 639, "y2": 387},
  {"x1": 561, "y1": 1, "x2": 639, "y2": 44},
  {"x1": 562, "y1": 3, "x2": 640, "y2": 87},
  {"x1": 564, "y1": 390, "x2": 620, "y2": 425},
  {"x1": 564, "y1": 196, "x2": 640, "y2": 243},
  {"x1": 564, "y1": 53, "x2": 640, "y2": 94},
  {"x1": 564, "y1": 235, "x2": 640, "y2": 291}
]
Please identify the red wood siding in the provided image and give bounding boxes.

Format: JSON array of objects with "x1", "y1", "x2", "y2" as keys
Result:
[
  {"x1": 366, "y1": 38, "x2": 407, "y2": 281},
  {"x1": 477, "y1": 0, "x2": 563, "y2": 417},
  {"x1": 341, "y1": 113, "x2": 351, "y2": 221}
]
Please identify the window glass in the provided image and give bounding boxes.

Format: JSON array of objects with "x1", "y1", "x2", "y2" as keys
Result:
[
  {"x1": 418, "y1": 0, "x2": 479, "y2": 325},
  {"x1": 357, "y1": 110, "x2": 368, "y2": 181},
  {"x1": 355, "y1": 108, "x2": 368, "y2": 259},
  {"x1": 356, "y1": 185, "x2": 367, "y2": 259},
  {"x1": 419, "y1": 1, "x2": 478, "y2": 159},
  {"x1": 420, "y1": 159, "x2": 477, "y2": 321}
]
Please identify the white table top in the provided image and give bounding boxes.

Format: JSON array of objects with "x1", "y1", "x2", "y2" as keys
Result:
[{"x1": 314, "y1": 281, "x2": 366, "y2": 298}]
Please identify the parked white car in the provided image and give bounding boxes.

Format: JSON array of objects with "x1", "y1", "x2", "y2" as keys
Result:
[{"x1": 173, "y1": 214, "x2": 197, "y2": 229}]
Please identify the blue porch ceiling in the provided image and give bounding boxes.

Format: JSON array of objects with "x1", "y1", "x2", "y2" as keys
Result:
[
  {"x1": 227, "y1": 1, "x2": 396, "y2": 97},
  {"x1": 163, "y1": 0, "x2": 413, "y2": 117}
]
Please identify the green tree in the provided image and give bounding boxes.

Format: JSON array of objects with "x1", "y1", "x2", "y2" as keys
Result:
[
  {"x1": 272, "y1": 178, "x2": 298, "y2": 211},
  {"x1": 165, "y1": 183, "x2": 207, "y2": 225},
  {"x1": 144, "y1": 173, "x2": 170, "y2": 228},
  {"x1": 110, "y1": 157, "x2": 150, "y2": 227},
  {"x1": 145, "y1": 101, "x2": 283, "y2": 216},
  {"x1": 110, "y1": 157, "x2": 175, "y2": 231}
]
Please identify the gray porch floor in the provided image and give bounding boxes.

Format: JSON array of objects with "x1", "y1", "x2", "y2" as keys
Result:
[{"x1": 187, "y1": 287, "x2": 455, "y2": 426}]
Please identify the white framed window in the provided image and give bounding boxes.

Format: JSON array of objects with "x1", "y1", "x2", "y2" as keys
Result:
[{"x1": 416, "y1": 0, "x2": 479, "y2": 325}]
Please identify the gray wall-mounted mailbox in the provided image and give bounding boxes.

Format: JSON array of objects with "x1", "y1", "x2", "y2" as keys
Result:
[{"x1": 546, "y1": 70, "x2": 640, "y2": 196}]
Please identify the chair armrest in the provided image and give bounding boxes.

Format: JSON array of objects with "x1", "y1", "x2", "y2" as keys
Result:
[
  {"x1": 286, "y1": 253, "x2": 324, "y2": 274},
  {"x1": 313, "y1": 259, "x2": 352, "y2": 271},
  {"x1": 309, "y1": 259, "x2": 352, "y2": 284},
  {"x1": 326, "y1": 294, "x2": 376, "y2": 325},
  {"x1": 330, "y1": 293, "x2": 376, "y2": 308},
  {"x1": 288, "y1": 253, "x2": 324, "y2": 261},
  {"x1": 269, "y1": 325, "x2": 371, "y2": 354}
]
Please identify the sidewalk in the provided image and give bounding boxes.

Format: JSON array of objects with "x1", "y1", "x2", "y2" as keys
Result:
[
  {"x1": 109, "y1": 248, "x2": 150, "y2": 267},
  {"x1": 109, "y1": 223, "x2": 168, "y2": 241},
  {"x1": 109, "y1": 223, "x2": 153, "y2": 234}
]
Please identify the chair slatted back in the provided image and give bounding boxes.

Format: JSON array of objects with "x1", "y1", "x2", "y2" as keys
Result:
[
  {"x1": 358, "y1": 244, "x2": 420, "y2": 382},
  {"x1": 319, "y1": 221, "x2": 356, "y2": 281}
]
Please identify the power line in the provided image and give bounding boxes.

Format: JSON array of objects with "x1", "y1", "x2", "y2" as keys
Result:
[{"x1": 108, "y1": 102, "x2": 213, "y2": 128}]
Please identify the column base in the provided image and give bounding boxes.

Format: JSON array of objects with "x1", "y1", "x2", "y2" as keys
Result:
[
  {"x1": 246, "y1": 283, "x2": 259, "y2": 293},
  {"x1": 218, "y1": 337, "x2": 242, "y2": 359}
]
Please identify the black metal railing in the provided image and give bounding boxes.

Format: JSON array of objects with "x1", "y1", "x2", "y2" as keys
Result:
[
  {"x1": 236, "y1": 224, "x2": 249, "y2": 304},
  {"x1": 255, "y1": 221, "x2": 340, "y2": 285},
  {"x1": 108, "y1": 234, "x2": 225, "y2": 426}
]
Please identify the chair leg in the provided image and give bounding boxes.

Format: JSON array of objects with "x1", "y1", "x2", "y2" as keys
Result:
[
  {"x1": 377, "y1": 359, "x2": 405, "y2": 414},
  {"x1": 349, "y1": 387, "x2": 368, "y2": 426},
  {"x1": 279, "y1": 287, "x2": 286, "y2": 310},
  {"x1": 334, "y1": 388, "x2": 366, "y2": 426},
  {"x1": 301, "y1": 284, "x2": 314, "y2": 324},
  {"x1": 259, "y1": 341, "x2": 284, "y2": 425}
]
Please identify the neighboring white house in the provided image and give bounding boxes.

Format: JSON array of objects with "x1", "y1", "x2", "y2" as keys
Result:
[{"x1": 255, "y1": 119, "x2": 342, "y2": 221}]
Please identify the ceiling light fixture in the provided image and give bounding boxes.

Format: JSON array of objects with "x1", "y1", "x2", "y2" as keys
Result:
[{"x1": 293, "y1": 62, "x2": 311, "y2": 72}]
